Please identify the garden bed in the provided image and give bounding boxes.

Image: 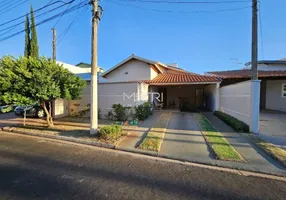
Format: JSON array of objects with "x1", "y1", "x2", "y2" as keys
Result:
[
  {"x1": 139, "y1": 112, "x2": 171, "y2": 152},
  {"x1": 194, "y1": 113, "x2": 244, "y2": 162}
]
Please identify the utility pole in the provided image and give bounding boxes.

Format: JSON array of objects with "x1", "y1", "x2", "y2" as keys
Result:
[
  {"x1": 52, "y1": 28, "x2": 56, "y2": 61},
  {"x1": 251, "y1": 0, "x2": 258, "y2": 80},
  {"x1": 90, "y1": 0, "x2": 102, "y2": 135}
]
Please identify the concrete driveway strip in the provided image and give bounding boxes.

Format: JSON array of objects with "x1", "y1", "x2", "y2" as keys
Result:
[
  {"x1": 159, "y1": 112, "x2": 213, "y2": 163},
  {"x1": 1, "y1": 132, "x2": 286, "y2": 200},
  {"x1": 203, "y1": 112, "x2": 286, "y2": 176}
]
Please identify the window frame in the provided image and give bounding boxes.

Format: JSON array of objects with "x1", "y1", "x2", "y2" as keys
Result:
[{"x1": 282, "y1": 83, "x2": 286, "y2": 98}]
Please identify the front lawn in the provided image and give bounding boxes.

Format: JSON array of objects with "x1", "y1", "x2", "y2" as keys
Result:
[
  {"x1": 139, "y1": 112, "x2": 171, "y2": 152},
  {"x1": 194, "y1": 113, "x2": 244, "y2": 162}
]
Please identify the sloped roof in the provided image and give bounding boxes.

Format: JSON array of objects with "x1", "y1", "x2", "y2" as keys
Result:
[
  {"x1": 207, "y1": 69, "x2": 286, "y2": 79},
  {"x1": 144, "y1": 73, "x2": 220, "y2": 85},
  {"x1": 101, "y1": 54, "x2": 187, "y2": 77}
]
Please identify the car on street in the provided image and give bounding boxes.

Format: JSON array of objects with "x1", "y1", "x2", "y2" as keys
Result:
[{"x1": 14, "y1": 104, "x2": 45, "y2": 118}]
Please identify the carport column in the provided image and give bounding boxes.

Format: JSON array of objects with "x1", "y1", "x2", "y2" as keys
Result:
[
  {"x1": 215, "y1": 83, "x2": 220, "y2": 111},
  {"x1": 250, "y1": 80, "x2": 261, "y2": 133}
]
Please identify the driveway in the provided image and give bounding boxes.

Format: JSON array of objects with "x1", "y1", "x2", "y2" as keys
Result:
[
  {"x1": 159, "y1": 112, "x2": 212, "y2": 163},
  {"x1": 259, "y1": 110, "x2": 286, "y2": 149}
]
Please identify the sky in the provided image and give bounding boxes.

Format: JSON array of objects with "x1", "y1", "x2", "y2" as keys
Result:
[{"x1": 0, "y1": 0, "x2": 285, "y2": 74}]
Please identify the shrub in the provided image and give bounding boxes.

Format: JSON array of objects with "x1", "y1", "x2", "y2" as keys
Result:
[
  {"x1": 214, "y1": 111, "x2": 249, "y2": 133},
  {"x1": 99, "y1": 125, "x2": 123, "y2": 140},
  {"x1": 135, "y1": 102, "x2": 152, "y2": 120},
  {"x1": 112, "y1": 104, "x2": 127, "y2": 121}
]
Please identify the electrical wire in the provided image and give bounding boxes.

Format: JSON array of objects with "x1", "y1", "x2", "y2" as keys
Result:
[
  {"x1": 110, "y1": 0, "x2": 251, "y2": 14},
  {"x1": 0, "y1": 0, "x2": 29, "y2": 17},
  {"x1": 53, "y1": 0, "x2": 75, "y2": 27},
  {"x1": 0, "y1": 1, "x2": 89, "y2": 42},
  {"x1": 258, "y1": 1, "x2": 264, "y2": 59},
  {"x1": 57, "y1": 6, "x2": 89, "y2": 45},
  {"x1": 0, "y1": 0, "x2": 72, "y2": 27},
  {"x1": 0, "y1": 1, "x2": 76, "y2": 34}
]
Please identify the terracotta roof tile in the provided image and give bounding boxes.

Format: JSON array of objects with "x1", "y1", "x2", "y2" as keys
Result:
[
  {"x1": 143, "y1": 73, "x2": 220, "y2": 84},
  {"x1": 207, "y1": 70, "x2": 286, "y2": 79}
]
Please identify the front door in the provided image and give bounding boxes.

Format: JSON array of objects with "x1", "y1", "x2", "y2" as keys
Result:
[{"x1": 195, "y1": 88, "x2": 204, "y2": 109}]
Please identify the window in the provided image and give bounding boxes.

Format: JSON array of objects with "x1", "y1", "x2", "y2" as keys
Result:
[{"x1": 282, "y1": 83, "x2": 286, "y2": 98}]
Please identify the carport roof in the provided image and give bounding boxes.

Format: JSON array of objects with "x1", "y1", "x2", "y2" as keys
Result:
[
  {"x1": 143, "y1": 73, "x2": 221, "y2": 85},
  {"x1": 206, "y1": 69, "x2": 286, "y2": 79}
]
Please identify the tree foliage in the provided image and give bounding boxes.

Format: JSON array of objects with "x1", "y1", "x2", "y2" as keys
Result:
[
  {"x1": 24, "y1": 13, "x2": 31, "y2": 57},
  {"x1": 0, "y1": 56, "x2": 86, "y2": 126},
  {"x1": 30, "y1": 6, "x2": 39, "y2": 58}
]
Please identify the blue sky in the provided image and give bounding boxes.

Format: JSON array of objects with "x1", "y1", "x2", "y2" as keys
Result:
[{"x1": 0, "y1": 0, "x2": 285, "y2": 74}]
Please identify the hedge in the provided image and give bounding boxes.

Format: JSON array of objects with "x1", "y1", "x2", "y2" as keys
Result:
[
  {"x1": 99, "y1": 125, "x2": 123, "y2": 140},
  {"x1": 214, "y1": 111, "x2": 249, "y2": 133}
]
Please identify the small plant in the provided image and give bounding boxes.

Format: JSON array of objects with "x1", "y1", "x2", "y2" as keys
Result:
[
  {"x1": 112, "y1": 104, "x2": 127, "y2": 121},
  {"x1": 99, "y1": 125, "x2": 123, "y2": 140},
  {"x1": 135, "y1": 102, "x2": 152, "y2": 120},
  {"x1": 214, "y1": 111, "x2": 249, "y2": 133}
]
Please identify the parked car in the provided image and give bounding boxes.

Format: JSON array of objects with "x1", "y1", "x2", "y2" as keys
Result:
[
  {"x1": 0, "y1": 105, "x2": 16, "y2": 113},
  {"x1": 14, "y1": 104, "x2": 46, "y2": 118}
]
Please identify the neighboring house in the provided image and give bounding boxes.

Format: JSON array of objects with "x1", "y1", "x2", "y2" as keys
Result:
[
  {"x1": 206, "y1": 60, "x2": 286, "y2": 112},
  {"x1": 68, "y1": 54, "x2": 221, "y2": 117}
]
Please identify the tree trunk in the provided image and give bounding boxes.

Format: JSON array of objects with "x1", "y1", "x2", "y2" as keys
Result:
[{"x1": 41, "y1": 101, "x2": 54, "y2": 127}]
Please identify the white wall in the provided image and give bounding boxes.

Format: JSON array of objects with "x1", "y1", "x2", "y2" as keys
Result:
[
  {"x1": 105, "y1": 60, "x2": 155, "y2": 82},
  {"x1": 57, "y1": 61, "x2": 91, "y2": 74},
  {"x1": 266, "y1": 80, "x2": 286, "y2": 112},
  {"x1": 53, "y1": 98, "x2": 69, "y2": 119},
  {"x1": 219, "y1": 80, "x2": 261, "y2": 133},
  {"x1": 204, "y1": 83, "x2": 219, "y2": 111}
]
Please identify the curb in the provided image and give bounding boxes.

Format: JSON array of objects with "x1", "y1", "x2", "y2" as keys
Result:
[
  {"x1": 1, "y1": 126, "x2": 115, "y2": 149},
  {"x1": 1, "y1": 128, "x2": 286, "y2": 182}
]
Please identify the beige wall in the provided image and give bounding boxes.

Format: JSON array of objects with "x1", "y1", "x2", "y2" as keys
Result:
[
  {"x1": 266, "y1": 80, "x2": 286, "y2": 112},
  {"x1": 105, "y1": 60, "x2": 156, "y2": 82}
]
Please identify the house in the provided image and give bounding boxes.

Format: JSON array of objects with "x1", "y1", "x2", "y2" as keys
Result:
[
  {"x1": 206, "y1": 59, "x2": 286, "y2": 112},
  {"x1": 63, "y1": 55, "x2": 221, "y2": 117}
]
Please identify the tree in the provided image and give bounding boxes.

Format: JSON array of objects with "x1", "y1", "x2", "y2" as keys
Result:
[
  {"x1": 24, "y1": 13, "x2": 31, "y2": 57},
  {"x1": 0, "y1": 56, "x2": 86, "y2": 127},
  {"x1": 30, "y1": 6, "x2": 39, "y2": 58}
]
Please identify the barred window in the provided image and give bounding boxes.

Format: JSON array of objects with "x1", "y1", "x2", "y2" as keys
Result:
[{"x1": 282, "y1": 83, "x2": 286, "y2": 98}]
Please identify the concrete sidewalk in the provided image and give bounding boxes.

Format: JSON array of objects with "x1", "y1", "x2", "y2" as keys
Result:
[
  {"x1": 203, "y1": 112, "x2": 286, "y2": 176},
  {"x1": 159, "y1": 112, "x2": 213, "y2": 163}
]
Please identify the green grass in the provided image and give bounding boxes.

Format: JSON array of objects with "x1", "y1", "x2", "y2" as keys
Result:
[
  {"x1": 194, "y1": 113, "x2": 244, "y2": 161},
  {"x1": 241, "y1": 133, "x2": 286, "y2": 167},
  {"x1": 139, "y1": 112, "x2": 171, "y2": 152}
]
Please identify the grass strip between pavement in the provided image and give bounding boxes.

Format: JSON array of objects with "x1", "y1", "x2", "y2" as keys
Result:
[
  {"x1": 139, "y1": 112, "x2": 171, "y2": 152},
  {"x1": 241, "y1": 133, "x2": 286, "y2": 167},
  {"x1": 194, "y1": 113, "x2": 244, "y2": 162}
]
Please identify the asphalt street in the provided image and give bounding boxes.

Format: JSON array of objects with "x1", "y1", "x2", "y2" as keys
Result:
[{"x1": 0, "y1": 132, "x2": 286, "y2": 200}]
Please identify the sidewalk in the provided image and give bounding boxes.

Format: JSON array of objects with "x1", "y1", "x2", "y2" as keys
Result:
[{"x1": 203, "y1": 112, "x2": 286, "y2": 176}]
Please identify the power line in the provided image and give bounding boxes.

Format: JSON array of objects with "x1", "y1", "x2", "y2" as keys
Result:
[
  {"x1": 0, "y1": 0, "x2": 71, "y2": 27},
  {"x1": 114, "y1": 0, "x2": 252, "y2": 4},
  {"x1": 0, "y1": 1, "x2": 89, "y2": 42},
  {"x1": 53, "y1": 0, "x2": 75, "y2": 27},
  {"x1": 110, "y1": 0, "x2": 251, "y2": 14},
  {"x1": 0, "y1": 0, "x2": 29, "y2": 17},
  {"x1": 0, "y1": 0, "x2": 80, "y2": 37},
  {"x1": 258, "y1": 1, "x2": 264, "y2": 59},
  {"x1": 57, "y1": 6, "x2": 89, "y2": 45}
]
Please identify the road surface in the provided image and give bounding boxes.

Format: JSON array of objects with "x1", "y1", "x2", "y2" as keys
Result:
[{"x1": 0, "y1": 132, "x2": 285, "y2": 200}]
